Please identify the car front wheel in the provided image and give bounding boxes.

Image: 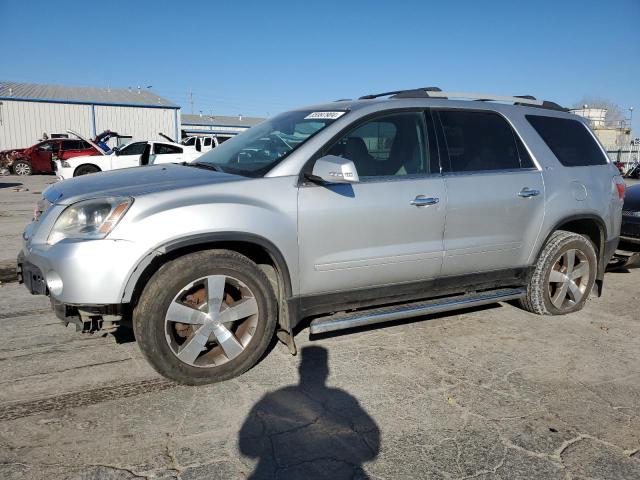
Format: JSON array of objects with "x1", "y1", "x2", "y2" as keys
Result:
[
  {"x1": 133, "y1": 250, "x2": 277, "y2": 384},
  {"x1": 12, "y1": 159, "x2": 32, "y2": 176},
  {"x1": 520, "y1": 230, "x2": 597, "y2": 315}
]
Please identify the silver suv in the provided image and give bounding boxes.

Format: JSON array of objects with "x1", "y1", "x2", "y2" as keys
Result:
[{"x1": 18, "y1": 89, "x2": 625, "y2": 384}]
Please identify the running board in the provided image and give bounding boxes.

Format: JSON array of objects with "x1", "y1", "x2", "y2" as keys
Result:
[{"x1": 309, "y1": 288, "x2": 525, "y2": 335}]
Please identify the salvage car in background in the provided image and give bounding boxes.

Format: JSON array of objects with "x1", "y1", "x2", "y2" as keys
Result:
[
  {"x1": 55, "y1": 140, "x2": 203, "y2": 179},
  {"x1": 0, "y1": 130, "x2": 119, "y2": 176}
]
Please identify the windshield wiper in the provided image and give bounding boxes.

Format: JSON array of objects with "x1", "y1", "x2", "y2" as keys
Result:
[{"x1": 188, "y1": 162, "x2": 225, "y2": 173}]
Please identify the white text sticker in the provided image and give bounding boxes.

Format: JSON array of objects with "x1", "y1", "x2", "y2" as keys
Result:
[{"x1": 304, "y1": 111, "x2": 346, "y2": 120}]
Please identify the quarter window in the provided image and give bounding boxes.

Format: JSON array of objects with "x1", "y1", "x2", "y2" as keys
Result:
[
  {"x1": 438, "y1": 110, "x2": 528, "y2": 172},
  {"x1": 526, "y1": 115, "x2": 607, "y2": 167},
  {"x1": 325, "y1": 112, "x2": 429, "y2": 177}
]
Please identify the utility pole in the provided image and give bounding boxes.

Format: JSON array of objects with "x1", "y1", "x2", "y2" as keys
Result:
[{"x1": 189, "y1": 89, "x2": 194, "y2": 115}]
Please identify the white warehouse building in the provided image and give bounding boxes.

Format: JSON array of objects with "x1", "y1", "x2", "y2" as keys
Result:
[{"x1": 0, "y1": 81, "x2": 181, "y2": 150}]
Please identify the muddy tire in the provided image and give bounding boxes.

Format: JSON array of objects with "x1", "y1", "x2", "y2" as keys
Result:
[
  {"x1": 520, "y1": 230, "x2": 597, "y2": 315},
  {"x1": 74, "y1": 164, "x2": 100, "y2": 177},
  {"x1": 133, "y1": 250, "x2": 278, "y2": 385},
  {"x1": 12, "y1": 159, "x2": 32, "y2": 176}
]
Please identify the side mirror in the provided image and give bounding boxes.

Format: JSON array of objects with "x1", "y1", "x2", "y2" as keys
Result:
[
  {"x1": 310, "y1": 155, "x2": 359, "y2": 184},
  {"x1": 113, "y1": 147, "x2": 120, "y2": 156}
]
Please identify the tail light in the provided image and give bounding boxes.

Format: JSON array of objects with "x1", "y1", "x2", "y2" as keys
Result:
[{"x1": 613, "y1": 176, "x2": 625, "y2": 200}]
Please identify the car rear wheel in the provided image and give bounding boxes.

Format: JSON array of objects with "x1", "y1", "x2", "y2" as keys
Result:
[
  {"x1": 520, "y1": 230, "x2": 597, "y2": 315},
  {"x1": 12, "y1": 159, "x2": 32, "y2": 176},
  {"x1": 74, "y1": 164, "x2": 100, "y2": 176},
  {"x1": 133, "y1": 250, "x2": 277, "y2": 385}
]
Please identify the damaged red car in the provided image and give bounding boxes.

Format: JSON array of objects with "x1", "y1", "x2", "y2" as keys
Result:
[{"x1": 0, "y1": 131, "x2": 118, "y2": 176}]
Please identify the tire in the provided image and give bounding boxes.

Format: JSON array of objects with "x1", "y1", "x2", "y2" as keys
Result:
[
  {"x1": 520, "y1": 230, "x2": 597, "y2": 315},
  {"x1": 74, "y1": 164, "x2": 100, "y2": 176},
  {"x1": 133, "y1": 249, "x2": 278, "y2": 385},
  {"x1": 12, "y1": 159, "x2": 32, "y2": 176}
]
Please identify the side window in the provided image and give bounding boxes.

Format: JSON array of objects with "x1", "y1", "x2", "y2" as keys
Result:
[
  {"x1": 203, "y1": 137, "x2": 212, "y2": 147},
  {"x1": 38, "y1": 142, "x2": 54, "y2": 152},
  {"x1": 61, "y1": 140, "x2": 83, "y2": 150},
  {"x1": 526, "y1": 115, "x2": 608, "y2": 167},
  {"x1": 325, "y1": 112, "x2": 429, "y2": 178},
  {"x1": 183, "y1": 137, "x2": 196, "y2": 146},
  {"x1": 437, "y1": 110, "x2": 525, "y2": 172},
  {"x1": 120, "y1": 142, "x2": 147, "y2": 156},
  {"x1": 154, "y1": 143, "x2": 183, "y2": 155}
]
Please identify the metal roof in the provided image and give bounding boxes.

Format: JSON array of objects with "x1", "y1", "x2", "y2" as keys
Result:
[
  {"x1": 181, "y1": 114, "x2": 264, "y2": 127},
  {"x1": 0, "y1": 81, "x2": 180, "y2": 109}
]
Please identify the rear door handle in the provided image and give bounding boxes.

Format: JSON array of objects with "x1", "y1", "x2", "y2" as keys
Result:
[
  {"x1": 518, "y1": 188, "x2": 540, "y2": 198},
  {"x1": 410, "y1": 196, "x2": 439, "y2": 207}
]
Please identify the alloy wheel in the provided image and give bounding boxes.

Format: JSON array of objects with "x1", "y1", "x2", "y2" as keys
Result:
[
  {"x1": 14, "y1": 163, "x2": 30, "y2": 175},
  {"x1": 547, "y1": 248, "x2": 591, "y2": 310},
  {"x1": 164, "y1": 275, "x2": 259, "y2": 367}
]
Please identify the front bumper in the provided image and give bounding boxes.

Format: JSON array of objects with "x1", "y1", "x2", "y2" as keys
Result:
[{"x1": 17, "y1": 237, "x2": 148, "y2": 305}]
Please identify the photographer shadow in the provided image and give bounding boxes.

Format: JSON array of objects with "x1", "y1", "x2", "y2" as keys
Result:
[{"x1": 239, "y1": 346, "x2": 380, "y2": 479}]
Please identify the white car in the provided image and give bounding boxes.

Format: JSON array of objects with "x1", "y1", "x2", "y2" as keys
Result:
[{"x1": 55, "y1": 140, "x2": 203, "y2": 180}]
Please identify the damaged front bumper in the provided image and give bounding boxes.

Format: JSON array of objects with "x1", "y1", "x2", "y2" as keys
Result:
[{"x1": 17, "y1": 237, "x2": 146, "y2": 333}]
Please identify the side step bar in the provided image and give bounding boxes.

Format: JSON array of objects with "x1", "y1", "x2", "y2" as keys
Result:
[{"x1": 309, "y1": 288, "x2": 525, "y2": 335}]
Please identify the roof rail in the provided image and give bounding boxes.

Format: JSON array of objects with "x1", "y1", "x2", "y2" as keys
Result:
[
  {"x1": 359, "y1": 87, "x2": 441, "y2": 100},
  {"x1": 359, "y1": 88, "x2": 568, "y2": 112}
]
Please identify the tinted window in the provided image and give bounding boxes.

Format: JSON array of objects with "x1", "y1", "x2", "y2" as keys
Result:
[
  {"x1": 203, "y1": 137, "x2": 212, "y2": 147},
  {"x1": 120, "y1": 142, "x2": 147, "y2": 156},
  {"x1": 154, "y1": 143, "x2": 182, "y2": 155},
  {"x1": 438, "y1": 110, "x2": 525, "y2": 172},
  {"x1": 326, "y1": 112, "x2": 428, "y2": 177},
  {"x1": 61, "y1": 140, "x2": 83, "y2": 150},
  {"x1": 183, "y1": 137, "x2": 196, "y2": 146},
  {"x1": 526, "y1": 115, "x2": 607, "y2": 167}
]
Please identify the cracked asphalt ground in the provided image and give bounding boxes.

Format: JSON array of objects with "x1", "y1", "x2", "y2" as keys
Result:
[{"x1": 1, "y1": 175, "x2": 639, "y2": 480}]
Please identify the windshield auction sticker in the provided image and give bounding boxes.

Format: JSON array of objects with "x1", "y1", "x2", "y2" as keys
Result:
[{"x1": 304, "y1": 111, "x2": 346, "y2": 120}]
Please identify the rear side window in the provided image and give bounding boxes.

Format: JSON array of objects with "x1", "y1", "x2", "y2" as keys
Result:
[
  {"x1": 154, "y1": 143, "x2": 182, "y2": 155},
  {"x1": 437, "y1": 110, "x2": 529, "y2": 172},
  {"x1": 61, "y1": 140, "x2": 83, "y2": 150},
  {"x1": 526, "y1": 115, "x2": 607, "y2": 167}
]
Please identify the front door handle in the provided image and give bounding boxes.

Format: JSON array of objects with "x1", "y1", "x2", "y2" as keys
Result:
[
  {"x1": 410, "y1": 195, "x2": 439, "y2": 207},
  {"x1": 518, "y1": 188, "x2": 540, "y2": 198}
]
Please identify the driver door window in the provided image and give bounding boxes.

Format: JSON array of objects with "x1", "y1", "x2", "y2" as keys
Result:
[
  {"x1": 326, "y1": 112, "x2": 429, "y2": 178},
  {"x1": 115, "y1": 142, "x2": 146, "y2": 169},
  {"x1": 119, "y1": 142, "x2": 147, "y2": 156}
]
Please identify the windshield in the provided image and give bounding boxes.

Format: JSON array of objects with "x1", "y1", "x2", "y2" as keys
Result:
[{"x1": 194, "y1": 110, "x2": 346, "y2": 176}]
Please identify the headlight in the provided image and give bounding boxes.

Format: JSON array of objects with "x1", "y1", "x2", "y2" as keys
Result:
[
  {"x1": 48, "y1": 197, "x2": 133, "y2": 245},
  {"x1": 61, "y1": 161, "x2": 71, "y2": 168}
]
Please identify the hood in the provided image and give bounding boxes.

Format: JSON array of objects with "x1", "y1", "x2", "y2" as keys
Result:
[
  {"x1": 44, "y1": 163, "x2": 245, "y2": 205},
  {"x1": 67, "y1": 129, "x2": 105, "y2": 155},
  {"x1": 624, "y1": 184, "x2": 640, "y2": 211}
]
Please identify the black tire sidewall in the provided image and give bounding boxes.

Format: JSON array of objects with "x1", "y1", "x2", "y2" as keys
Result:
[
  {"x1": 541, "y1": 237, "x2": 597, "y2": 315},
  {"x1": 75, "y1": 165, "x2": 99, "y2": 176},
  {"x1": 134, "y1": 251, "x2": 277, "y2": 384}
]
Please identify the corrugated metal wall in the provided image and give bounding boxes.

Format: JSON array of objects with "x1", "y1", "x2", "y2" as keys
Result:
[
  {"x1": 0, "y1": 100, "x2": 93, "y2": 149},
  {"x1": 94, "y1": 105, "x2": 178, "y2": 143},
  {"x1": 0, "y1": 100, "x2": 180, "y2": 150}
]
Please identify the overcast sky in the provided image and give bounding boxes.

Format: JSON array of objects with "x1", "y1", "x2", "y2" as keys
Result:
[{"x1": 1, "y1": 0, "x2": 639, "y2": 132}]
